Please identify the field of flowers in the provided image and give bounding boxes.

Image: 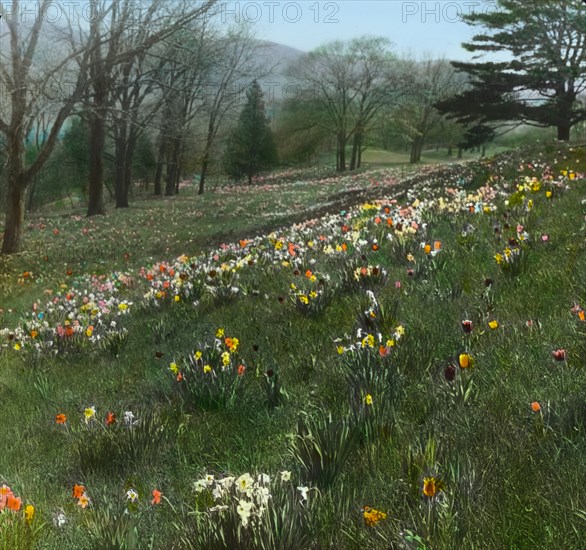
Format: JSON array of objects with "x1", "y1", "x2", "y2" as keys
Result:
[{"x1": 0, "y1": 143, "x2": 585, "y2": 549}]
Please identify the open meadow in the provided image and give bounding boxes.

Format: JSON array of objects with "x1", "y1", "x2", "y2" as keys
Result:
[{"x1": 0, "y1": 143, "x2": 585, "y2": 548}]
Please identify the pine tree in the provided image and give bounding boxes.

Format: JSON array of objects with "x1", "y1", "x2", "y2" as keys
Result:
[
  {"x1": 436, "y1": 0, "x2": 586, "y2": 141},
  {"x1": 224, "y1": 80, "x2": 278, "y2": 185}
]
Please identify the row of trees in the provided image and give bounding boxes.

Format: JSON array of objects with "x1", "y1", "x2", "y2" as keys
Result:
[
  {"x1": 1, "y1": 0, "x2": 585, "y2": 254},
  {"x1": 0, "y1": 0, "x2": 273, "y2": 253},
  {"x1": 278, "y1": 0, "x2": 585, "y2": 166},
  {"x1": 280, "y1": 41, "x2": 468, "y2": 168}
]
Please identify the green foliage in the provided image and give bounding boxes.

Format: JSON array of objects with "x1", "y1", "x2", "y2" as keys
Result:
[
  {"x1": 260, "y1": 367, "x2": 287, "y2": 409},
  {"x1": 132, "y1": 133, "x2": 156, "y2": 185},
  {"x1": 436, "y1": 0, "x2": 586, "y2": 139},
  {"x1": 290, "y1": 412, "x2": 360, "y2": 488},
  {"x1": 176, "y1": 473, "x2": 316, "y2": 550},
  {"x1": 73, "y1": 410, "x2": 167, "y2": 475},
  {"x1": 0, "y1": 511, "x2": 45, "y2": 550},
  {"x1": 84, "y1": 507, "x2": 141, "y2": 550},
  {"x1": 62, "y1": 116, "x2": 90, "y2": 176},
  {"x1": 343, "y1": 347, "x2": 399, "y2": 442},
  {"x1": 172, "y1": 333, "x2": 248, "y2": 410},
  {"x1": 224, "y1": 80, "x2": 278, "y2": 184}
]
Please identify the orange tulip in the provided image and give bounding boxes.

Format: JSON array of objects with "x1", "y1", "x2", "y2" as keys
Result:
[
  {"x1": 56, "y1": 413, "x2": 67, "y2": 424},
  {"x1": 7, "y1": 494, "x2": 21, "y2": 511},
  {"x1": 151, "y1": 489, "x2": 162, "y2": 505},
  {"x1": 531, "y1": 402, "x2": 541, "y2": 412},
  {"x1": 73, "y1": 484, "x2": 85, "y2": 499}
]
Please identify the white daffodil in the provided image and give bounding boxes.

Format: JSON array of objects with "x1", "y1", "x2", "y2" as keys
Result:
[
  {"x1": 53, "y1": 512, "x2": 67, "y2": 528},
  {"x1": 123, "y1": 411, "x2": 137, "y2": 427},
  {"x1": 297, "y1": 486, "x2": 309, "y2": 502},
  {"x1": 236, "y1": 473, "x2": 254, "y2": 494},
  {"x1": 236, "y1": 499, "x2": 254, "y2": 528}
]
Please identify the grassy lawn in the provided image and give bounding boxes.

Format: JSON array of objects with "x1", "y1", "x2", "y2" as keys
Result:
[{"x1": 0, "y1": 143, "x2": 585, "y2": 549}]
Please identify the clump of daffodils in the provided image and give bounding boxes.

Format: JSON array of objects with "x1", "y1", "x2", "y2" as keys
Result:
[{"x1": 193, "y1": 470, "x2": 310, "y2": 530}]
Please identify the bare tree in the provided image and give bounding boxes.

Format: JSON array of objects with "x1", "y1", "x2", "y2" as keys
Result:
[
  {"x1": 287, "y1": 36, "x2": 395, "y2": 172},
  {"x1": 392, "y1": 57, "x2": 464, "y2": 163},
  {"x1": 347, "y1": 37, "x2": 396, "y2": 170},
  {"x1": 197, "y1": 26, "x2": 270, "y2": 194},
  {"x1": 82, "y1": 0, "x2": 219, "y2": 215},
  {"x1": 0, "y1": 0, "x2": 92, "y2": 253},
  {"x1": 150, "y1": 25, "x2": 212, "y2": 197}
]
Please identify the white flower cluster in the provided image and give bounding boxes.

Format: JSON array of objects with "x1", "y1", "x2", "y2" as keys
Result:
[{"x1": 193, "y1": 471, "x2": 307, "y2": 528}]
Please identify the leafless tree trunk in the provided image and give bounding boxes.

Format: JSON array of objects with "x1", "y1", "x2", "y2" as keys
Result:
[{"x1": 0, "y1": 0, "x2": 91, "y2": 253}]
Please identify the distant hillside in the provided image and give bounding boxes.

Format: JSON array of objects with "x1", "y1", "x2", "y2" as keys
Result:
[{"x1": 257, "y1": 41, "x2": 306, "y2": 75}]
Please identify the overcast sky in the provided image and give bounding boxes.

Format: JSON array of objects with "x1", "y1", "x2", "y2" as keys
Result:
[{"x1": 218, "y1": 0, "x2": 498, "y2": 59}]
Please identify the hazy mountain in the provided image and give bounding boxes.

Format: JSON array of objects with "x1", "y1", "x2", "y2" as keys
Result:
[{"x1": 257, "y1": 41, "x2": 306, "y2": 75}]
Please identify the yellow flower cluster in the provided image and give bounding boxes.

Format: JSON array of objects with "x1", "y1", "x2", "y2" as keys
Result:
[{"x1": 363, "y1": 506, "x2": 387, "y2": 526}]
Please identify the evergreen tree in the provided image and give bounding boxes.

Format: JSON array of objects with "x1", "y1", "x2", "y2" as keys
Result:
[
  {"x1": 224, "y1": 80, "x2": 278, "y2": 185},
  {"x1": 436, "y1": 0, "x2": 586, "y2": 141}
]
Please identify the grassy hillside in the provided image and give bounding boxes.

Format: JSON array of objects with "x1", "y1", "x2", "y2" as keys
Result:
[{"x1": 0, "y1": 144, "x2": 584, "y2": 549}]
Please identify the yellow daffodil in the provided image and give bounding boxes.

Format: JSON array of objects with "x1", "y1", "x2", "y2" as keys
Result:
[
  {"x1": 84, "y1": 406, "x2": 96, "y2": 423},
  {"x1": 363, "y1": 506, "x2": 386, "y2": 527},
  {"x1": 24, "y1": 504, "x2": 35, "y2": 523},
  {"x1": 488, "y1": 320, "x2": 499, "y2": 329},
  {"x1": 362, "y1": 334, "x2": 375, "y2": 348}
]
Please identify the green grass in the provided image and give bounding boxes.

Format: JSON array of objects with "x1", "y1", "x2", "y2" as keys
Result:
[{"x1": 0, "y1": 143, "x2": 585, "y2": 548}]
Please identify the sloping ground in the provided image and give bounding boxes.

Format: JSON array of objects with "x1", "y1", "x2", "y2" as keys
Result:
[{"x1": 0, "y1": 144, "x2": 584, "y2": 549}]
